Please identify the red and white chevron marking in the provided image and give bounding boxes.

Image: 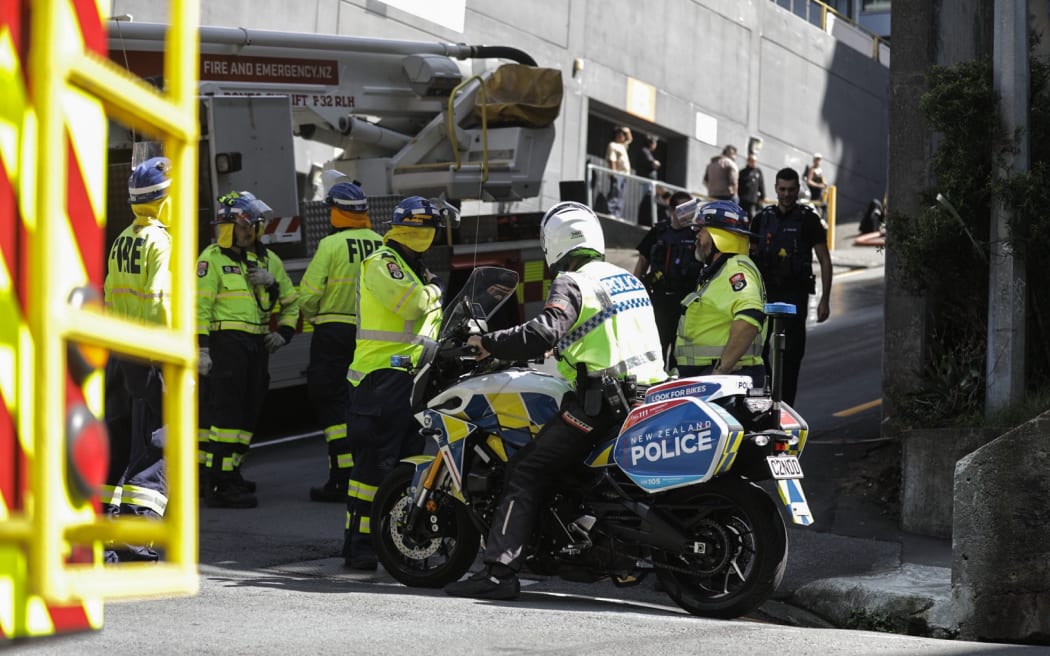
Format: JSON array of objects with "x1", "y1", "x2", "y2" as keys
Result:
[{"x1": 262, "y1": 215, "x2": 301, "y2": 244}]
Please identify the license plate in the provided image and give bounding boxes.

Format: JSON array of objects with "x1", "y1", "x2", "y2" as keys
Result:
[{"x1": 767, "y1": 455, "x2": 804, "y2": 480}]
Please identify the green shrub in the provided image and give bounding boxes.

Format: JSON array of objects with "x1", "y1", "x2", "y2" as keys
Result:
[{"x1": 893, "y1": 49, "x2": 1050, "y2": 427}]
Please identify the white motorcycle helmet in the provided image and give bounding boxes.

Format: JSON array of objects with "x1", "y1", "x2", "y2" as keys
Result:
[{"x1": 540, "y1": 201, "x2": 605, "y2": 270}]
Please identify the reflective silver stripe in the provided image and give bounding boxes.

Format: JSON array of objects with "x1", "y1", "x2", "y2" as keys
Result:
[
  {"x1": 356, "y1": 327, "x2": 426, "y2": 345},
  {"x1": 209, "y1": 320, "x2": 268, "y2": 334},
  {"x1": 676, "y1": 338, "x2": 763, "y2": 364},
  {"x1": 555, "y1": 275, "x2": 615, "y2": 351},
  {"x1": 128, "y1": 178, "x2": 171, "y2": 197},
  {"x1": 311, "y1": 313, "x2": 356, "y2": 325},
  {"x1": 122, "y1": 484, "x2": 168, "y2": 516},
  {"x1": 588, "y1": 350, "x2": 663, "y2": 379},
  {"x1": 676, "y1": 344, "x2": 725, "y2": 359},
  {"x1": 391, "y1": 281, "x2": 420, "y2": 314}
]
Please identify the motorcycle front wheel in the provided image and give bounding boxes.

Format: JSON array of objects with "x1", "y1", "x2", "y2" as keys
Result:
[
  {"x1": 372, "y1": 463, "x2": 481, "y2": 588},
  {"x1": 652, "y1": 476, "x2": 788, "y2": 619}
]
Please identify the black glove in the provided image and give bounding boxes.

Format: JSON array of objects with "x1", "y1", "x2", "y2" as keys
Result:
[{"x1": 277, "y1": 325, "x2": 295, "y2": 345}]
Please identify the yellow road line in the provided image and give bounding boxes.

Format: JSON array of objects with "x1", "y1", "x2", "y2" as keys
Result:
[{"x1": 833, "y1": 398, "x2": 882, "y2": 417}]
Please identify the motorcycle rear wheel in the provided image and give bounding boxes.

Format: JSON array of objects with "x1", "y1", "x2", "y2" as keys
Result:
[
  {"x1": 653, "y1": 476, "x2": 788, "y2": 619},
  {"x1": 372, "y1": 463, "x2": 481, "y2": 588}
]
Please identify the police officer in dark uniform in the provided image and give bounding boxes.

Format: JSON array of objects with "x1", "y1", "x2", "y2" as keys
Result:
[
  {"x1": 750, "y1": 167, "x2": 832, "y2": 406},
  {"x1": 632, "y1": 190, "x2": 701, "y2": 369}
]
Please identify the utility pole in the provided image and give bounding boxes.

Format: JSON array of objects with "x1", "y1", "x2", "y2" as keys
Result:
[{"x1": 986, "y1": 0, "x2": 1028, "y2": 416}]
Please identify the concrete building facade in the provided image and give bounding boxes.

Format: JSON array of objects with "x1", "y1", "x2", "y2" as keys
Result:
[{"x1": 110, "y1": 0, "x2": 889, "y2": 220}]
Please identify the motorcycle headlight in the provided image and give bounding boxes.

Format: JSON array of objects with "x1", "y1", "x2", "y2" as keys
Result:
[{"x1": 744, "y1": 397, "x2": 773, "y2": 414}]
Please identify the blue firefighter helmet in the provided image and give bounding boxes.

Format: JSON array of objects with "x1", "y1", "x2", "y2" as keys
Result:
[
  {"x1": 127, "y1": 157, "x2": 172, "y2": 204},
  {"x1": 326, "y1": 181, "x2": 368, "y2": 213},
  {"x1": 390, "y1": 196, "x2": 442, "y2": 228},
  {"x1": 214, "y1": 190, "x2": 273, "y2": 226}
]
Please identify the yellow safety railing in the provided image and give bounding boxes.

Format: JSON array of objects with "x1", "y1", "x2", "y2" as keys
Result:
[
  {"x1": 825, "y1": 185, "x2": 838, "y2": 250},
  {"x1": 25, "y1": 0, "x2": 201, "y2": 602},
  {"x1": 447, "y1": 74, "x2": 490, "y2": 183}
]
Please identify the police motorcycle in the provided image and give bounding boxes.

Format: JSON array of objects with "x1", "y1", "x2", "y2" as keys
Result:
[{"x1": 372, "y1": 266, "x2": 813, "y2": 619}]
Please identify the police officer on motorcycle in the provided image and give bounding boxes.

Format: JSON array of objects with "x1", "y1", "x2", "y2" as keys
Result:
[{"x1": 444, "y1": 201, "x2": 666, "y2": 600}]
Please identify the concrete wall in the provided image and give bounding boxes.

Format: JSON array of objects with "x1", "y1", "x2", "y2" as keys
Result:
[
  {"x1": 953, "y1": 411, "x2": 1050, "y2": 643},
  {"x1": 109, "y1": 0, "x2": 889, "y2": 218}
]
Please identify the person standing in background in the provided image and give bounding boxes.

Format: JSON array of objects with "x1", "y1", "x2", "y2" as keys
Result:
[
  {"x1": 738, "y1": 153, "x2": 766, "y2": 220},
  {"x1": 703, "y1": 145, "x2": 739, "y2": 202},
  {"x1": 805, "y1": 153, "x2": 827, "y2": 204},
  {"x1": 342, "y1": 196, "x2": 447, "y2": 570},
  {"x1": 636, "y1": 134, "x2": 661, "y2": 180},
  {"x1": 102, "y1": 155, "x2": 173, "y2": 561},
  {"x1": 605, "y1": 126, "x2": 632, "y2": 218},
  {"x1": 299, "y1": 175, "x2": 383, "y2": 502},
  {"x1": 196, "y1": 191, "x2": 300, "y2": 508},
  {"x1": 750, "y1": 168, "x2": 832, "y2": 406},
  {"x1": 635, "y1": 135, "x2": 663, "y2": 227},
  {"x1": 633, "y1": 190, "x2": 700, "y2": 367}
]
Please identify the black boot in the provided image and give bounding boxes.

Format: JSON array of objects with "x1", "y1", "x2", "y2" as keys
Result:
[
  {"x1": 343, "y1": 533, "x2": 378, "y2": 571},
  {"x1": 309, "y1": 478, "x2": 347, "y2": 503},
  {"x1": 205, "y1": 480, "x2": 258, "y2": 509},
  {"x1": 231, "y1": 470, "x2": 256, "y2": 493},
  {"x1": 444, "y1": 564, "x2": 520, "y2": 600}
]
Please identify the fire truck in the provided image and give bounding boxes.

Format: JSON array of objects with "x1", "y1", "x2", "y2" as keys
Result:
[
  {"x1": 106, "y1": 21, "x2": 563, "y2": 389},
  {"x1": 2, "y1": 0, "x2": 199, "y2": 641}
]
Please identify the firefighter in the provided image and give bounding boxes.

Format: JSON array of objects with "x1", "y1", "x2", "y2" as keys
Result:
[
  {"x1": 101, "y1": 156, "x2": 173, "y2": 561},
  {"x1": 196, "y1": 191, "x2": 300, "y2": 508},
  {"x1": 674, "y1": 200, "x2": 767, "y2": 385},
  {"x1": 342, "y1": 196, "x2": 446, "y2": 570},
  {"x1": 444, "y1": 201, "x2": 666, "y2": 600},
  {"x1": 299, "y1": 176, "x2": 383, "y2": 502}
]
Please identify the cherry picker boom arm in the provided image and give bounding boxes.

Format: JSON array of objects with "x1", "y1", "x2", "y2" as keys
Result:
[{"x1": 108, "y1": 21, "x2": 560, "y2": 203}]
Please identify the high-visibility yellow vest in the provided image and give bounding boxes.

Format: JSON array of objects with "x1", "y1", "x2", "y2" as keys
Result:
[
  {"x1": 104, "y1": 218, "x2": 172, "y2": 327},
  {"x1": 195, "y1": 244, "x2": 299, "y2": 336},
  {"x1": 555, "y1": 260, "x2": 666, "y2": 387},
  {"x1": 348, "y1": 245, "x2": 442, "y2": 385},
  {"x1": 675, "y1": 255, "x2": 766, "y2": 367},
  {"x1": 299, "y1": 227, "x2": 383, "y2": 325}
]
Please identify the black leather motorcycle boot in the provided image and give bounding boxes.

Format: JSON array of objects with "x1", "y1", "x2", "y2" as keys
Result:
[{"x1": 444, "y1": 565, "x2": 520, "y2": 600}]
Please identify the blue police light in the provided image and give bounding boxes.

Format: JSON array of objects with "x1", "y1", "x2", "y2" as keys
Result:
[{"x1": 764, "y1": 302, "x2": 797, "y2": 316}]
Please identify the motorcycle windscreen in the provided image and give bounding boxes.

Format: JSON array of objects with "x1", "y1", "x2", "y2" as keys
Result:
[
  {"x1": 439, "y1": 266, "x2": 519, "y2": 340},
  {"x1": 644, "y1": 375, "x2": 754, "y2": 404},
  {"x1": 613, "y1": 397, "x2": 734, "y2": 493}
]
